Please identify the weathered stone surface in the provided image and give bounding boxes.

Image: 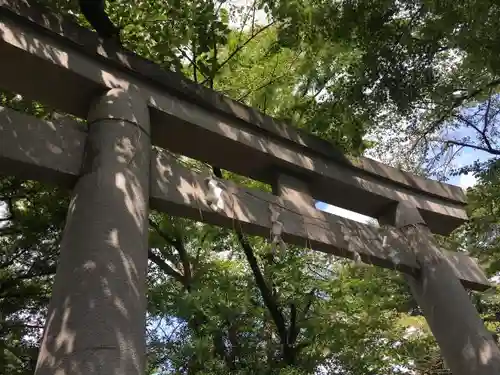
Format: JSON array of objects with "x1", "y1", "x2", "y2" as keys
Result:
[
  {"x1": 0, "y1": 106, "x2": 489, "y2": 290},
  {"x1": 0, "y1": 0, "x2": 467, "y2": 235}
]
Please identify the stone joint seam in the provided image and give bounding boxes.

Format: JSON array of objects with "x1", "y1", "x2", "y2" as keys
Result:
[{"x1": 87, "y1": 117, "x2": 150, "y2": 137}]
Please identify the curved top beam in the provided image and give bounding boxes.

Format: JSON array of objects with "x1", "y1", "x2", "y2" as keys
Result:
[{"x1": 0, "y1": 0, "x2": 467, "y2": 234}]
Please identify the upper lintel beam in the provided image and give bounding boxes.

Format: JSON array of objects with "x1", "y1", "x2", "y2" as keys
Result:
[{"x1": 0, "y1": 0, "x2": 467, "y2": 234}]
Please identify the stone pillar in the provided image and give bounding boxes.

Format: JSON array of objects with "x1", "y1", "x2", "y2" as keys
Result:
[
  {"x1": 35, "y1": 88, "x2": 151, "y2": 375},
  {"x1": 379, "y1": 202, "x2": 500, "y2": 375}
]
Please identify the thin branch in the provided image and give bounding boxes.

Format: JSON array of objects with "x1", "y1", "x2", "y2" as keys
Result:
[
  {"x1": 236, "y1": 231, "x2": 287, "y2": 344},
  {"x1": 191, "y1": 42, "x2": 199, "y2": 83},
  {"x1": 300, "y1": 288, "x2": 317, "y2": 322},
  {"x1": 0, "y1": 226, "x2": 21, "y2": 236},
  {"x1": 441, "y1": 139, "x2": 500, "y2": 155},
  {"x1": 4, "y1": 266, "x2": 56, "y2": 284},
  {"x1": 148, "y1": 219, "x2": 191, "y2": 286},
  {"x1": 201, "y1": 21, "x2": 276, "y2": 85},
  {"x1": 441, "y1": 144, "x2": 465, "y2": 177},
  {"x1": 148, "y1": 248, "x2": 185, "y2": 285},
  {"x1": 148, "y1": 218, "x2": 179, "y2": 248},
  {"x1": 288, "y1": 303, "x2": 298, "y2": 345},
  {"x1": 441, "y1": 78, "x2": 500, "y2": 122},
  {"x1": 177, "y1": 242, "x2": 192, "y2": 287},
  {"x1": 410, "y1": 77, "x2": 500, "y2": 154},
  {"x1": 236, "y1": 0, "x2": 258, "y2": 43},
  {"x1": 213, "y1": 331, "x2": 235, "y2": 370},
  {"x1": 3, "y1": 345, "x2": 31, "y2": 365},
  {"x1": 262, "y1": 55, "x2": 279, "y2": 114},
  {"x1": 483, "y1": 88, "x2": 493, "y2": 133},
  {"x1": 0, "y1": 268, "x2": 56, "y2": 297},
  {"x1": 298, "y1": 52, "x2": 339, "y2": 102},
  {"x1": 455, "y1": 113, "x2": 495, "y2": 151},
  {"x1": 396, "y1": 4, "x2": 425, "y2": 46},
  {"x1": 237, "y1": 47, "x2": 303, "y2": 102},
  {"x1": 149, "y1": 243, "x2": 239, "y2": 367},
  {"x1": 215, "y1": 0, "x2": 226, "y2": 16},
  {"x1": 237, "y1": 74, "x2": 284, "y2": 102},
  {"x1": 208, "y1": 13, "x2": 219, "y2": 89},
  {"x1": 0, "y1": 245, "x2": 30, "y2": 270},
  {"x1": 251, "y1": 1, "x2": 256, "y2": 35},
  {"x1": 287, "y1": 289, "x2": 317, "y2": 354},
  {"x1": 455, "y1": 114, "x2": 485, "y2": 136},
  {"x1": 176, "y1": 46, "x2": 207, "y2": 82},
  {"x1": 227, "y1": 321, "x2": 240, "y2": 366}
]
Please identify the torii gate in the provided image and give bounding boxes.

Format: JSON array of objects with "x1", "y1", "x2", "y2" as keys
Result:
[{"x1": 0, "y1": 1, "x2": 499, "y2": 374}]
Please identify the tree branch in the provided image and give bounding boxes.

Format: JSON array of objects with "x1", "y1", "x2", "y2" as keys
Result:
[
  {"x1": 0, "y1": 246, "x2": 30, "y2": 270},
  {"x1": 0, "y1": 265, "x2": 56, "y2": 289},
  {"x1": 213, "y1": 331, "x2": 235, "y2": 370},
  {"x1": 201, "y1": 21, "x2": 276, "y2": 85},
  {"x1": 410, "y1": 77, "x2": 500, "y2": 154},
  {"x1": 237, "y1": 47, "x2": 302, "y2": 102},
  {"x1": 148, "y1": 248, "x2": 185, "y2": 285},
  {"x1": 227, "y1": 321, "x2": 240, "y2": 366},
  {"x1": 149, "y1": 218, "x2": 179, "y2": 248},
  {"x1": 236, "y1": 231, "x2": 287, "y2": 344},
  {"x1": 455, "y1": 113, "x2": 495, "y2": 152},
  {"x1": 455, "y1": 114, "x2": 485, "y2": 136},
  {"x1": 149, "y1": 218, "x2": 242, "y2": 366},
  {"x1": 236, "y1": 0, "x2": 258, "y2": 42},
  {"x1": 209, "y1": 9, "x2": 219, "y2": 89},
  {"x1": 483, "y1": 89, "x2": 493, "y2": 133},
  {"x1": 441, "y1": 139, "x2": 500, "y2": 155},
  {"x1": 151, "y1": 219, "x2": 192, "y2": 287},
  {"x1": 0, "y1": 266, "x2": 56, "y2": 295},
  {"x1": 288, "y1": 303, "x2": 298, "y2": 345},
  {"x1": 442, "y1": 78, "x2": 500, "y2": 121},
  {"x1": 215, "y1": 0, "x2": 226, "y2": 16},
  {"x1": 300, "y1": 288, "x2": 317, "y2": 322},
  {"x1": 281, "y1": 303, "x2": 298, "y2": 365},
  {"x1": 237, "y1": 74, "x2": 284, "y2": 102},
  {"x1": 148, "y1": 218, "x2": 191, "y2": 282},
  {"x1": 149, "y1": 244, "x2": 239, "y2": 367},
  {"x1": 0, "y1": 226, "x2": 21, "y2": 236},
  {"x1": 175, "y1": 46, "x2": 207, "y2": 82},
  {"x1": 286, "y1": 290, "x2": 316, "y2": 362}
]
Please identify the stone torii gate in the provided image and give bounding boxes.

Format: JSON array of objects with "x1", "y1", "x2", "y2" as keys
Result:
[{"x1": 0, "y1": 1, "x2": 499, "y2": 374}]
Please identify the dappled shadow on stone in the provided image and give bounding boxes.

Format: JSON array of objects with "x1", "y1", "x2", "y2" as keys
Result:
[
  {"x1": 0, "y1": 1, "x2": 498, "y2": 373},
  {"x1": 0, "y1": 89, "x2": 149, "y2": 375},
  {"x1": 0, "y1": 106, "x2": 85, "y2": 186},
  {"x1": 0, "y1": 0, "x2": 468, "y2": 238},
  {"x1": 31, "y1": 89, "x2": 149, "y2": 375},
  {"x1": 152, "y1": 150, "x2": 419, "y2": 276}
]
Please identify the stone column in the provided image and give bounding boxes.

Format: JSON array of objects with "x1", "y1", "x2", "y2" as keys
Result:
[
  {"x1": 380, "y1": 202, "x2": 500, "y2": 375},
  {"x1": 35, "y1": 88, "x2": 151, "y2": 375}
]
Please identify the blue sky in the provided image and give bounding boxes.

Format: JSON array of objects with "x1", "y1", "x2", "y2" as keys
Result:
[
  {"x1": 448, "y1": 146, "x2": 492, "y2": 188},
  {"x1": 316, "y1": 145, "x2": 492, "y2": 224}
]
